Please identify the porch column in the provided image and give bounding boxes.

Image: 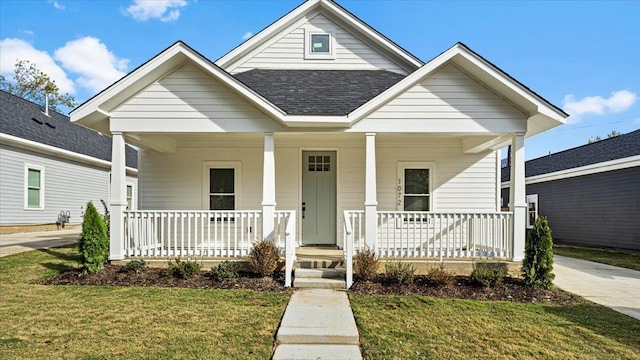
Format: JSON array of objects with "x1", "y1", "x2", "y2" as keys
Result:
[
  {"x1": 109, "y1": 132, "x2": 127, "y2": 260},
  {"x1": 509, "y1": 132, "x2": 526, "y2": 261},
  {"x1": 365, "y1": 133, "x2": 378, "y2": 250},
  {"x1": 262, "y1": 132, "x2": 276, "y2": 241}
]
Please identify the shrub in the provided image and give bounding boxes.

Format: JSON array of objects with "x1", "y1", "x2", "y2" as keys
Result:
[
  {"x1": 522, "y1": 216, "x2": 555, "y2": 289},
  {"x1": 166, "y1": 258, "x2": 201, "y2": 279},
  {"x1": 78, "y1": 201, "x2": 110, "y2": 273},
  {"x1": 470, "y1": 262, "x2": 505, "y2": 288},
  {"x1": 121, "y1": 259, "x2": 147, "y2": 274},
  {"x1": 384, "y1": 260, "x2": 416, "y2": 284},
  {"x1": 354, "y1": 248, "x2": 379, "y2": 281},
  {"x1": 210, "y1": 261, "x2": 238, "y2": 281},
  {"x1": 99, "y1": 199, "x2": 110, "y2": 237},
  {"x1": 427, "y1": 264, "x2": 453, "y2": 286},
  {"x1": 249, "y1": 240, "x2": 280, "y2": 277}
]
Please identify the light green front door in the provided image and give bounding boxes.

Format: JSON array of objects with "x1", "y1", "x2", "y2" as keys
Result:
[{"x1": 302, "y1": 151, "x2": 337, "y2": 245}]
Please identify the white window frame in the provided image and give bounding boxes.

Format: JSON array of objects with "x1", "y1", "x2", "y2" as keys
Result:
[
  {"x1": 396, "y1": 162, "x2": 435, "y2": 212},
  {"x1": 202, "y1": 161, "x2": 241, "y2": 211},
  {"x1": 304, "y1": 29, "x2": 336, "y2": 60},
  {"x1": 24, "y1": 164, "x2": 45, "y2": 210},
  {"x1": 526, "y1": 194, "x2": 539, "y2": 229},
  {"x1": 126, "y1": 183, "x2": 135, "y2": 211}
]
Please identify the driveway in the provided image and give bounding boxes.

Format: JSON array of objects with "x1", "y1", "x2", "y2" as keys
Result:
[
  {"x1": 0, "y1": 229, "x2": 80, "y2": 257},
  {"x1": 554, "y1": 255, "x2": 640, "y2": 320}
]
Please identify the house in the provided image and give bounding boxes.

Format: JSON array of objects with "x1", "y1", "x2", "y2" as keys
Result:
[
  {"x1": 0, "y1": 90, "x2": 138, "y2": 232},
  {"x1": 70, "y1": 0, "x2": 568, "y2": 287},
  {"x1": 502, "y1": 129, "x2": 640, "y2": 251}
]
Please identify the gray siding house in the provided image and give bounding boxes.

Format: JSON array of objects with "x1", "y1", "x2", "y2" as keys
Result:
[
  {"x1": 502, "y1": 129, "x2": 640, "y2": 251},
  {"x1": 0, "y1": 90, "x2": 138, "y2": 229}
]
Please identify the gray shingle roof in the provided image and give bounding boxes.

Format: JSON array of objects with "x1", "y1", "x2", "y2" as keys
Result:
[
  {"x1": 0, "y1": 90, "x2": 137, "y2": 169},
  {"x1": 232, "y1": 69, "x2": 406, "y2": 115},
  {"x1": 502, "y1": 129, "x2": 640, "y2": 182}
]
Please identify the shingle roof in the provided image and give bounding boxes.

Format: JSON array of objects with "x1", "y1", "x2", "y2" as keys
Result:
[
  {"x1": 502, "y1": 129, "x2": 640, "y2": 182},
  {"x1": 0, "y1": 90, "x2": 137, "y2": 169},
  {"x1": 232, "y1": 69, "x2": 406, "y2": 115}
]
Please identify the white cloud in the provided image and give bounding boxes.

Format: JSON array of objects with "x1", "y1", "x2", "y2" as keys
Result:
[
  {"x1": 22, "y1": 30, "x2": 35, "y2": 36},
  {"x1": 54, "y1": 37, "x2": 129, "y2": 93},
  {"x1": 0, "y1": 38, "x2": 75, "y2": 94},
  {"x1": 242, "y1": 32, "x2": 253, "y2": 41},
  {"x1": 125, "y1": 0, "x2": 188, "y2": 22},
  {"x1": 48, "y1": 0, "x2": 65, "y2": 10},
  {"x1": 562, "y1": 90, "x2": 637, "y2": 123}
]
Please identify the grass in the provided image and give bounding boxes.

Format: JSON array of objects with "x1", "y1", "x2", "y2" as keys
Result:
[
  {"x1": 0, "y1": 245, "x2": 290, "y2": 359},
  {"x1": 554, "y1": 245, "x2": 640, "y2": 271},
  {"x1": 351, "y1": 295, "x2": 640, "y2": 360}
]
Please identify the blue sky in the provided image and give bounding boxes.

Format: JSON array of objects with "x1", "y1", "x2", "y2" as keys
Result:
[{"x1": 1, "y1": 0, "x2": 638, "y2": 160}]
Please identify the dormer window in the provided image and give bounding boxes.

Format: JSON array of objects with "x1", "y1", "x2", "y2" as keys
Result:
[{"x1": 305, "y1": 30, "x2": 335, "y2": 59}]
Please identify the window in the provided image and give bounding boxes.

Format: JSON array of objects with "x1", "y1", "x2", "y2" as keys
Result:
[
  {"x1": 311, "y1": 34, "x2": 330, "y2": 53},
  {"x1": 24, "y1": 164, "x2": 44, "y2": 209},
  {"x1": 304, "y1": 30, "x2": 335, "y2": 59},
  {"x1": 126, "y1": 185, "x2": 133, "y2": 210},
  {"x1": 308, "y1": 155, "x2": 331, "y2": 172},
  {"x1": 397, "y1": 162, "x2": 434, "y2": 212},
  {"x1": 526, "y1": 194, "x2": 538, "y2": 229},
  {"x1": 203, "y1": 162, "x2": 241, "y2": 211}
]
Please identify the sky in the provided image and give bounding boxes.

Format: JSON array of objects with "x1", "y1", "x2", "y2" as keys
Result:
[{"x1": 1, "y1": 0, "x2": 638, "y2": 160}]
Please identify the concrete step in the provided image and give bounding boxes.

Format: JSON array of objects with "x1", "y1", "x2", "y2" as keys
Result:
[
  {"x1": 296, "y1": 248, "x2": 343, "y2": 258},
  {"x1": 295, "y1": 259, "x2": 344, "y2": 269},
  {"x1": 295, "y1": 268, "x2": 345, "y2": 279},
  {"x1": 294, "y1": 277, "x2": 346, "y2": 289},
  {"x1": 273, "y1": 344, "x2": 362, "y2": 360}
]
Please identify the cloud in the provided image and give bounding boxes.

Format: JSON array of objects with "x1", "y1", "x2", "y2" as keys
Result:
[
  {"x1": 0, "y1": 38, "x2": 75, "y2": 94},
  {"x1": 22, "y1": 30, "x2": 35, "y2": 36},
  {"x1": 48, "y1": 0, "x2": 65, "y2": 10},
  {"x1": 125, "y1": 0, "x2": 188, "y2": 22},
  {"x1": 242, "y1": 32, "x2": 253, "y2": 41},
  {"x1": 562, "y1": 90, "x2": 637, "y2": 123},
  {"x1": 54, "y1": 37, "x2": 129, "y2": 93}
]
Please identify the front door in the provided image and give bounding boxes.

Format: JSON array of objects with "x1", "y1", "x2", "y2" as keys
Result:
[{"x1": 302, "y1": 151, "x2": 337, "y2": 245}]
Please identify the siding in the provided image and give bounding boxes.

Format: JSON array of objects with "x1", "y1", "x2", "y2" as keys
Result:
[
  {"x1": 112, "y1": 63, "x2": 283, "y2": 133},
  {"x1": 353, "y1": 64, "x2": 527, "y2": 133},
  {"x1": 232, "y1": 13, "x2": 407, "y2": 74},
  {"x1": 0, "y1": 144, "x2": 138, "y2": 225},
  {"x1": 503, "y1": 167, "x2": 640, "y2": 251}
]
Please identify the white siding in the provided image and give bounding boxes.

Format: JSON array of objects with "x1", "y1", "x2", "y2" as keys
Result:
[
  {"x1": 112, "y1": 63, "x2": 283, "y2": 133},
  {"x1": 0, "y1": 144, "x2": 138, "y2": 225},
  {"x1": 232, "y1": 13, "x2": 408, "y2": 74},
  {"x1": 352, "y1": 64, "x2": 527, "y2": 133}
]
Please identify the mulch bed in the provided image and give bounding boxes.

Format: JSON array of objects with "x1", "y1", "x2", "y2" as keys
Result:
[{"x1": 42, "y1": 265, "x2": 577, "y2": 304}]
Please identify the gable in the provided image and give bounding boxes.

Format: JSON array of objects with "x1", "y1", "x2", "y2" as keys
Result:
[
  {"x1": 110, "y1": 63, "x2": 284, "y2": 133},
  {"x1": 227, "y1": 13, "x2": 410, "y2": 74},
  {"x1": 351, "y1": 64, "x2": 528, "y2": 132}
]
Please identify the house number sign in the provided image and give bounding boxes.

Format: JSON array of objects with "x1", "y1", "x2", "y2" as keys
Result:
[{"x1": 397, "y1": 178, "x2": 402, "y2": 206}]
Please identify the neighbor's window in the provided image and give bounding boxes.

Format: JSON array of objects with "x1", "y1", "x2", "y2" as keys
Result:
[
  {"x1": 126, "y1": 185, "x2": 133, "y2": 210},
  {"x1": 25, "y1": 165, "x2": 44, "y2": 209},
  {"x1": 526, "y1": 194, "x2": 538, "y2": 229},
  {"x1": 311, "y1": 34, "x2": 330, "y2": 53},
  {"x1": 209, "y1": 168, "x2": 235, "y2": 210},
  {"x1": 397, "y1": 162, "x2": 434, "y2": 212}
]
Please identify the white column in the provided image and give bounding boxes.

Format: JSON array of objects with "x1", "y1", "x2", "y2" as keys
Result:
[
  {"x1": 365, "y1": 133, "x2": 378, "y2": 251},
  {"x1": 262, "y1": 132, "x2": 276, "y2": 241},
  {"x1": 109, "y1": 132, "x2": 127, "y2": 260},
  {"x1": 509, "y1": 132, "x2": 526, "y2": 261}
]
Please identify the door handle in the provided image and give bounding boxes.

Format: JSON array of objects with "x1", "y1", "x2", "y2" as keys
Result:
[{"x1": 302, "y1": 202, "x2": 306, "y2": 219}]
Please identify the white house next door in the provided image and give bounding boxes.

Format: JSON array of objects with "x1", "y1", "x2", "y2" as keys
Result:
[{"x1": 302, "y1": 151, "x2": 337, "y2": 245}]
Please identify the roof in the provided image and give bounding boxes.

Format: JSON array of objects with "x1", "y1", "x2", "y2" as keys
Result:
[
  {"x1": 233, "y1": 69, "x2": 406, "y2": 115},
  {"x1": 0, "y1": 90, "x2": 138, "y2": 169},
  {"x1": 502, "y1": 128, "x2": 640, "y2": 181}
]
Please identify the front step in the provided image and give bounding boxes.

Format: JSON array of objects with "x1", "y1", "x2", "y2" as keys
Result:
[{"x1": 294, "y1": 267, "x2": 346, "y2": 289}]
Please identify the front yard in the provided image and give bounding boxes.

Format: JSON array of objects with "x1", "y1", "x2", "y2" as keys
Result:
[{"x1": 554, "y1": 245, "x2": 640, "y2": 271}]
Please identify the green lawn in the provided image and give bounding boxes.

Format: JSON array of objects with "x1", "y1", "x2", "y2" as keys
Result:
[
  {"x1": 0, "y1": 246, "x2": 290, "y2": 359},
  {"x1": 554, "y1": 245, "x2": 640, "y2": 271},
  {"x1": 351, "y1": 295, "x2": 640, "y2": 360}
]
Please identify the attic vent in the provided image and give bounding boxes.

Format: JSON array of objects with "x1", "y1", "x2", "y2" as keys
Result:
[
  {"x1": 31, "y1": 117, "x2": 44, "y2": 125},
  {"x1": 45, "y1": 122, "x2": 56, "y2": 129}
]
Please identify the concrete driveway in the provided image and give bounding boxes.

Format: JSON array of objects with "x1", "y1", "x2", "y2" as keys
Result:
[
  {"x1": 0, "y1": 229, "x2": 80, "y2": 257},
  {"x1": 554, "y1": 255, "x2": 640, "y2": 320}
]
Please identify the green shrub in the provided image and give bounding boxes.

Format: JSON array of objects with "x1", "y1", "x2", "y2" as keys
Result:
[
  {"x1": 166, "y1": 258, "x2": 201, "y2": 279},
  {"x1": 426, "y1": 264, "x2": 453, "y2": 286},
  {"x1": 210, "y1": 261, "x2": 238, "y2": 281},
  {"x1": 78, "y1": 201, "x2": 110, "y2": 273},
  {"x1": 99, "y1": 199, "x2": 110, "y2": 237},
  {"x1": 384, "y1": 260, "x2": 416, "y2": 284},
  {"x1": 354, "y1": 248, "x2": 379, "y2": 281},
  {"x1": 121, "y1": 259, "x2": 147, "y2": 274},
  {"x1": 249, "y1": 240, "x2": 280, "y2": 277},
  {"x1": 470, "y1": 262, "x2": 505, "y2": 288},
  {"x1": 522, "y1": 216, "x2": 555, "y2": 289}
]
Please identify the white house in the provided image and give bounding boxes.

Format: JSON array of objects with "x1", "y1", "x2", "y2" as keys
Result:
[{"x1": 70, "y1": 0, "x2": 567, "y2": 287}]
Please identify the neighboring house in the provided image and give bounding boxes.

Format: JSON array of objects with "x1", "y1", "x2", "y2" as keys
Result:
[
  {"x1": 70, "y1": 0, "x2": 567, "y2": 287},
  {"x1": 0, "y1": 90, "x2": 138, "y2": 230},
  {"x1": 502, "y1": 129, "x2": 640, "y2": 251}
]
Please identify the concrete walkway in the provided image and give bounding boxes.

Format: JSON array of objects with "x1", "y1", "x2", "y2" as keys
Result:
[
  {"x1": 554, "y1": 255, "x2": 640, "y2": 320},
  {"x1": 0, "y1": 228, "x2": 80, "y2": 257},
  {"x1": 273, "y1": 289, "x2": 362, "y2": 360}
]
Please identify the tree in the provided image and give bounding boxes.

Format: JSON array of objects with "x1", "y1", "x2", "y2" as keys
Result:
[
  {"x1": 0, "y1": 60, "x2": 76, "y2": 112},
  {"x1": 522, "y1": 217, "x2": 555, "y2": 289},
  {"x1": 78, "y1": 201, "x2": 110, "y2": 273},
  {"x1": 588, "y1": 130, "x2": 621, "y2": 144}
]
